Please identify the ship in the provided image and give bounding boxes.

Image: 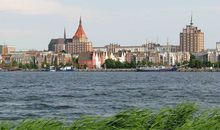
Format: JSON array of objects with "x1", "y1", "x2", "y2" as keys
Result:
[{"x1": 136, "y1": 66, "x2": 177, "y2": 72}]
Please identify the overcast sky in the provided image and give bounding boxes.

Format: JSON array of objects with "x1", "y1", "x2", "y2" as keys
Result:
[{"x1": 0, "y1": 0, "x2": 220, "y2": 50}]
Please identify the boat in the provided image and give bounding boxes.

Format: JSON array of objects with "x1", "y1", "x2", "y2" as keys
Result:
[
  {"x1": 49, "y1": 66, "x2": 56, "y2": 72},
  {"x1": 60, "y1": 66, "x2": 76, "y2": 71},
  {"x1": 136, "y1": 66, "x2": 177, "y2": 72}
]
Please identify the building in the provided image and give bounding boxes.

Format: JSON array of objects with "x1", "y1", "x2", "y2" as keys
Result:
[
  {"x1": 78, "y1": 51, "x2": 107, "y2": 69},
  {"x1": 48, "y1": 38, "x2": 65, "y2": 53},
  {"x1": 0, "y1": 45, "x2": 3, "y2": 54},
  {"x1": 2, "y1": 45, "x2": 16, "y2": 55},
  {"x1": 216, "y1": 42, "x2": 220, "y2": 52},
  {"x1": 180, "y1": 15, "x2": 204, "y2": 53},
  {"x1": 156, "y1": 44, "x2": 180, "y2": 53},
  {"x1": 66, "y1": 17, "x2": 93, "y2": 54},
  {"x1": 159, "y1": 52, "x2": 190, "y2": 66}
]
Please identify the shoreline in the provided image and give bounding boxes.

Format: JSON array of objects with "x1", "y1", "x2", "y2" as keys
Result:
[{"x1": 1, "y1": 68, "x2": 220, "y2": 72}]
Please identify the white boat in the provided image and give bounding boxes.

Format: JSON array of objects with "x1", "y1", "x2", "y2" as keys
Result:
[
  {"x1": 60, "y1": 66, "x2": 75, "y2": 71},
  {"x1": 49, "y1": 66, "x2": 56, "y2": 72}
]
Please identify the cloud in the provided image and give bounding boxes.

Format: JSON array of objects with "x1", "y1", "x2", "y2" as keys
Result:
[{"x1": 0, "y1": 0, "x2": 96, "y2": 16}]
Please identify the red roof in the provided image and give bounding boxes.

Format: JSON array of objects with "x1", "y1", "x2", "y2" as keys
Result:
[{"x1": 74, "y1": 17, "x2": 87, "y2": 39}]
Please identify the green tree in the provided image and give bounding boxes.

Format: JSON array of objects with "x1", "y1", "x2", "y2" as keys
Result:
[
  {"x1": 11, "y1": 60, "x2": 18, "y2": 67},
  {"x1": 105, "y1": 59, "x2": 116, "y2": 69},
  {"x1": 19, "y1": 63, "x2": 23, "y2": 68},
  {"x1": 83, "y1": 64, "x2": 88, "y2": 69}
]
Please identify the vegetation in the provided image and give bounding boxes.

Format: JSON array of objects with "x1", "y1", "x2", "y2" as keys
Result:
[
  {"x1": 104, "y1": 59, "x2": 136, "y2": 69},
  {"x1": 104, "y1": 59, "x2": 154, "y2": 69},
  {"x1": 179, "y1": 54, "x2": 216, "y2": 69},
  {"x1": 2, "y1": 103, "x2": 220, "y2": 130}
]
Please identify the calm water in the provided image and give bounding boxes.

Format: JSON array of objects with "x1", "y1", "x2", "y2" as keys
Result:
[{"x1": 0, "y1": 72, "x2": 220, "y2": 121}]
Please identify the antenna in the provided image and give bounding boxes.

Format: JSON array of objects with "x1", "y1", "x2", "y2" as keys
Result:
[{"x1": 190, "y1": 12, "x2": 193, "y2": 26}]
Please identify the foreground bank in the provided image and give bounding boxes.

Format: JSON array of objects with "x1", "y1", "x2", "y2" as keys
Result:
[{"x1": 1, "y1": 103, "x2": 220, "y2": 130}]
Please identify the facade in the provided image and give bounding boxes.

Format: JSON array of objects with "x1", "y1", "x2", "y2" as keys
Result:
[
  {"x1": 156, "y1": 44, "x2": 179, "y2": 53},
  {"x1": 66, "y1": 18, "x2": 93, "y2": 54},
  {"x1": 160, "y1": 52, "x2": 190, "y2": 66},
  {"x1": 78, "y1": 51, "x2": 107, "y2": 69},
  {"x1": 180, "y1": 16, "x2": 204, "y2": 53},
  {"x1": 48, "y1": 38, "x2": 65, "y2": 53},
  {"x1": 2, "y1": 45, "x2": 16, "y2": 55},
  {"x1": 216, "y1": 42, "x2": 220, "y2": 52},
  {"x1": 0, "y1": 45, "x2": 2, "y2": 54},
  {"x1": 105, "y1": 43, "x2": 121, "y2": 53}
]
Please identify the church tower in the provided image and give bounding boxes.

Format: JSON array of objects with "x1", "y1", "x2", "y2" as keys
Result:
[{"x1": 66, "y1": 17, "x2": 93, "y2": 54}]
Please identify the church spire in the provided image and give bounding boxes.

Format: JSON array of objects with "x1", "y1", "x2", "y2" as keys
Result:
[
  {"x1": 73, "y1": 16, "x2": 87, "y2": 39},
  {"x1": 79, "y1": 16, "x2": 82, "y2": 25},
  {"x1": 64, "y1": 28, "x2": 66, "y2": 40}
]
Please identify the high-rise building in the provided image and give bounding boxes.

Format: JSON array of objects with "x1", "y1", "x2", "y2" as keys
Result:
[
  {"x1": 180, "y1": 15, "x2": 204, "y2": 53},
  {"x1": 66, "y1": 17, "x2": 93, "y2": 54}
]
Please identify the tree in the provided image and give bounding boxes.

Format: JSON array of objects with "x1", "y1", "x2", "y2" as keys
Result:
[
  {"x1": 11, "y1": 60, "x2": 18, "y2": 67},
  {"x1": 19, "y1": 63, "x2": 23, "y2": 68},
  {"x1": 59, "y1": 62, "x2": 64, "y2": 67},
  {"x1": 105, "y1": 59, "x2": 116, "y2": 69},
  {"x1": 83, "y1": 64, "x2": 88, "y2": 69}
]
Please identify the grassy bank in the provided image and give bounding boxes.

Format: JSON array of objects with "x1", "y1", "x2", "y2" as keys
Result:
[{"x1": 1, "y1": 103, "x2": 220, "y2": 130}]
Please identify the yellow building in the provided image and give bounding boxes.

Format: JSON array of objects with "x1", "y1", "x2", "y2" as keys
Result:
[{"x1": 2, "y1": 45, "x2": 16, "y2": 55}]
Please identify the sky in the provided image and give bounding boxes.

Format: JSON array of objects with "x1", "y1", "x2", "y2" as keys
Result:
[{"x1": 0, "y1": 0, "x2": 220, "y2": 50}]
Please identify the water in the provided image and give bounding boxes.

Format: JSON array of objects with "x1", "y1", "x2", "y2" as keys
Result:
[{"x1": 0, "y1": 72, "x2": 220, "y2": 122}]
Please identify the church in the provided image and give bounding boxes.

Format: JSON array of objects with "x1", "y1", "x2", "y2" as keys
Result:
[{"x1": 48, "y1": 17, "x2": 93, "y2": 54}]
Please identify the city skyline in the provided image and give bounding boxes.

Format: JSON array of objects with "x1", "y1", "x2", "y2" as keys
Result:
[{"x1": 0, "y1": 0, "x2": 220, "y2": 50}]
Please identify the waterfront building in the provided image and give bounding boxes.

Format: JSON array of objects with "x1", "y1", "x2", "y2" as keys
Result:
[
  {"x1": 125, "y1": 52, "x2": 135, "y2": 63},
  {"x1": 78, "y1": 51, "x2": 107, "y2": 69},
  {"x1": 135, "y1": 52, "x2": 147, "y2": 63},
  {"x1": 2, "y1": 45, "x2": 16, "y2": 55},
  {"x1": 142, "y1": 42, "x2": 161, "y2": 52},
  {"x1": 156, "y1": 45, "x2": 179, "y2": 53},
  {"x1": 94, "y1": 42, "x2": 166, "y2": 54},
  {"x1": 159, "y1": 52, "x2": 190, "y2": 66},
  {"x1": 105, "y1": 43, "x2": 121, "y2": 53},
  {"x1": 93, "y1": 47, "x2": 107, "y2": 52},
  {"x1": 66, "y1": 17, "x2": 93, "y2": 54},
  {"x1": 0, "y1": 45, "x2": 3, "y2": 55},
  {"x1": 180, "y1": 15, "x2": 204, "y2": 53},
  {"x1": 148, "y1": 52, "x2": 160, "y2": 63},
  {"x1": 115, "y1": 45, "x2": 145, "y2": 53},
  {"x1": 216, "y1": 42, "x2": 220, "y2": 52}
]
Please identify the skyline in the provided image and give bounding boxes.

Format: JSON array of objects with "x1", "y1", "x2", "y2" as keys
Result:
[{"x1": 0, "y1": 0, "x2": 220, "y2": 50}]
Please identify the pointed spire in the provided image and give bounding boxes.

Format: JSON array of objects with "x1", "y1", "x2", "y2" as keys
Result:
[
  {"x1": 79, "y1": 16, "x2": 82, "y2": 25},
  {"x1": 73, "y1": 16, "x2": 87, "y2": 39},
  {"x1": 64, "y1": 28, "x2": 66, "y2": 40},
  {"x1": 190, "y1": 13, "x2": 193, "y2": 26}
]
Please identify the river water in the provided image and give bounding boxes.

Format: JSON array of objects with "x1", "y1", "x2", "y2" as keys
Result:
[{"x1": 0, "y1": 72, "x2": 220, "y2": 121}]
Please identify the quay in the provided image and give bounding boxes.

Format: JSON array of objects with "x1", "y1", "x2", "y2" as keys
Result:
[{"x1": 77, "y1": 69, "x2": 136, "y2": 72}]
